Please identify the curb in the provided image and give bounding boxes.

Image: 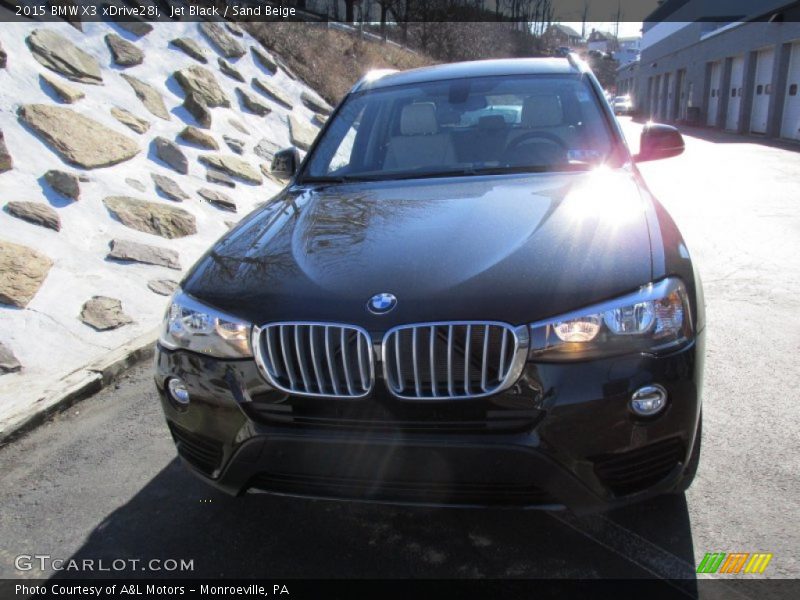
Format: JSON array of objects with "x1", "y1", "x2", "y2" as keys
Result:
[{"x1": 0, "y1": 328, "x2": 160, "y2": 447}]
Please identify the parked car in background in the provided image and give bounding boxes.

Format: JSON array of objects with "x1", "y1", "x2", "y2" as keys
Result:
[
  {"x1": 613, "y1": 95, "x2": 634, "y2": 115},
  {"x1": 155, "y1": 56, "x2": 704, "y2": 514}
]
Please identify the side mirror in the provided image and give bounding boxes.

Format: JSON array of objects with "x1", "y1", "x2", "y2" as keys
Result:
[
  {"x1": 271, "y1": 147, "x2": 301, "y2": 180},
  {"x1": 635, "y1": 123, "x2": 685, "y2": 162}
]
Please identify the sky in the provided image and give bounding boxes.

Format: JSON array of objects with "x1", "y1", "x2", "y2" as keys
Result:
[{"x1": 561, "y1": 21, "x2": 644, "y2": 38}]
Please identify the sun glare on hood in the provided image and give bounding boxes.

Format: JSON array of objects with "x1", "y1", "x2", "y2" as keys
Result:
[{"x1": 561, "y1": 168, "x2": 645, "y2": 228}]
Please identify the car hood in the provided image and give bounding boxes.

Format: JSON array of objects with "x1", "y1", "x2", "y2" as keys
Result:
[{"x1": 183, "y1": 169, "x2": 654, "y2": 328}]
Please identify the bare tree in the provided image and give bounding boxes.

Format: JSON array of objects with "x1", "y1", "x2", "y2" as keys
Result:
[
  {"x1": 529, "y1": 0, "x2": 553, "y2": 36},
  {"x1": 396, "y1": 0, "x2": 414, "y2": 44},
  {"x1": 345, "y1": 0, "x2": 356, "y2": 23},
  {"x1": 375, "y1": 0, "x2": 394, "y2": 39},
  {"x1": 536, "y1": 0, "x2": 555, "y2": 36},
  {"x1": 581, "y1": 0, "x2": 589, "y2": 38}
]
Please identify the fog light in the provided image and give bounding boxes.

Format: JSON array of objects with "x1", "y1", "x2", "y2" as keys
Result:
[
  {"x1": 630, "y1": 384, "x2": 667, "y2": 416},
  {"x1": 167, "y1": 378, "x2": 190, "y2": 405}
]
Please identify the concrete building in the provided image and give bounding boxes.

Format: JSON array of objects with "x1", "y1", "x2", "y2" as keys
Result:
[
  {"x1": 620, "y1": 0, "x2": 800, "y2": 141},
  {"x1": 614, "y1": 36, "x2": 641, "y2": 66},
  {"x1": 617, "y1": 59, "x2": 639, "y2": 97}
]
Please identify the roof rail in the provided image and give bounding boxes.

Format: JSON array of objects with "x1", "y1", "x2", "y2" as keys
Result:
[
  {"x1": 566, "y1": 52, "x2": 590, "y2": 73},
  {"x1": 352, "y1": 69, "x2": 398, "y2": 92}
]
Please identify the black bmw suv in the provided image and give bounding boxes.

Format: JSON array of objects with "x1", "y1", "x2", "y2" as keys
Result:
[{"x1": 155, "y1": 56, "x2": 705, "y2": 513}]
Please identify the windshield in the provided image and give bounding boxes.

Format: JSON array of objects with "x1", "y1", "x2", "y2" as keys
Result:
[{"x1": 302, "y1": 74, "x2": 618, "y2": 182}]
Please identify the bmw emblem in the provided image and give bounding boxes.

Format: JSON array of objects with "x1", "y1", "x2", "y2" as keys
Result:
[{"x1": 367, "y1": 293, "x2": 397, "y2": 315}]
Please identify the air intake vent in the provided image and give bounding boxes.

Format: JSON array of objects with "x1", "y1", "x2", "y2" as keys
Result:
[
  {"x1": 249, "y1": 472, "x2": 558, "y2": 507},
  {"x1": 382, "y1": 322, "x2": 528, "y2": 400},
  {"x1": 253, "y1": 323, "x2": 374, "y2": 398},
  {"x1": 593, "y1": 437, "x2": 685, "y2": 496},
  {"x1": 168, "y1": 422, "x2": 223, "y2": 476}
]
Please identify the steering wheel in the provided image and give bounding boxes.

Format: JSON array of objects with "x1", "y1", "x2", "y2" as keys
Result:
[
  {"x1": 501, "y1": 131, "x2": 569, "y2": 168},
  {"x1": 504, "y1": 131, "x2": 569, "y2": 154}
]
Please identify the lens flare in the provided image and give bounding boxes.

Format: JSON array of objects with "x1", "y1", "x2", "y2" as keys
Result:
[{"x1": 562, "y1": 168, "x2": 644, "y2": 228}]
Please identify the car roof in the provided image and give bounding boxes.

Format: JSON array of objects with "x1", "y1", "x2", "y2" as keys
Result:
[{"x1": 352, "y1": 58, "x2": 583, "y2": 93}]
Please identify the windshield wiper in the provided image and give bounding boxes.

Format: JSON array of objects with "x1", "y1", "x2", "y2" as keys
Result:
[
  {"x1": 301, "y1": 175, "x2": 360, "y2": 184},
  {"x1": 394, "y1": 164, "x2": 593, "y2": 180},
  {"x1": 302, "y1": 173, "x2": 393, "y2": 184},
  {"x1": 301, "y1": 163, "x2": 594, "y2": 185},
  {"x1": 493, "y1": 163, "x2": 594, "y2": 175}
]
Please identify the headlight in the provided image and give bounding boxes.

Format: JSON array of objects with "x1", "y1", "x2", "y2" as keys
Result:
[
  {"x1": 529, "y1": 278, "x2": 692, "y2": 361},
  {"x1": 159, "y1": 290, "x2": 252, "y2": 358}
]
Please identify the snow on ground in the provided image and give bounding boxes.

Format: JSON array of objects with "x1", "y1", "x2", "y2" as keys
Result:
[{"x1": 0, "y1": 20, "x2": 321, "y2": 428}]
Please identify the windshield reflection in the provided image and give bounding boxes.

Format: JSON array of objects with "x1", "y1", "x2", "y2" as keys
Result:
[{"x1": 303, "y1": 74, "x2": 615, "y2": 183}]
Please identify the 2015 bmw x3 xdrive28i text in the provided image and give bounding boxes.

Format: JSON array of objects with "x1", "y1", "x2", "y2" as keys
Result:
[{"x1": 155, "y1": 56, "x2": 704, "y2": 513}]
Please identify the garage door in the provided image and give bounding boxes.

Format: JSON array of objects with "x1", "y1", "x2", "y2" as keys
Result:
[
  {"x1": 652, "y1": 76, "x2": 661, "y2": 119},
  {"x1": 677, "y1": 70, "x2": 688, "y2": 121},
  {"x1": 750, "y1": 47, "x2": 775, "y2": 134},
  {"x1": 661, "y1": 73, "x2": 671, "y2": 121},
  {"x1": 707, "y1": 61, "x2": 722, "y2": 126},
  {"x1": 781, "y1": 41, "x2": 800, "y2": 140},
  {"x1": 726, "y1": 55, "x2": 745, "y2": 130}
]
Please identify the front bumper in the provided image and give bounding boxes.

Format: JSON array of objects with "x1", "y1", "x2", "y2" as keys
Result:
[{"x1": 154, "y1": 333, "x2": 703, "y2": 514}]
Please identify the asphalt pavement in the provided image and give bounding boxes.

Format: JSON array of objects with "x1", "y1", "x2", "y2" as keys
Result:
[{"x1": 0, "y1": 118, "x2": 798, "y2": 588}]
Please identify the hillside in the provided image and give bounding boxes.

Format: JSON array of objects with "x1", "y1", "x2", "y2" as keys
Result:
[
  {"x1": 0, "y1": 20, "x2": 335, "y2": 433},
  {"x1": 248, "y1": 22, "x2": 433, "y2": 104}
]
